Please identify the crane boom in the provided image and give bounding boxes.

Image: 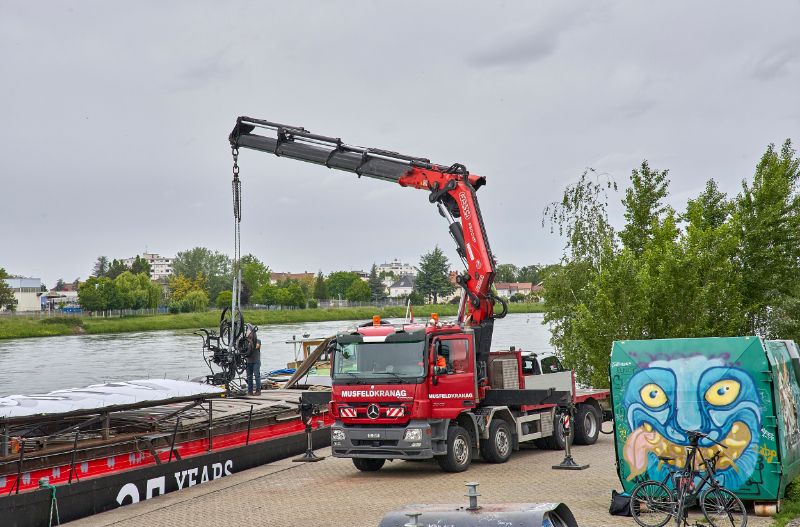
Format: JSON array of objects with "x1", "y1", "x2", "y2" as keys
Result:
[{"x1": 229, "y1": 116, "x2": 506, "y2": 325}]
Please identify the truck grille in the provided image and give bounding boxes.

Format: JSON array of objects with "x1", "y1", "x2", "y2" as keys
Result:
[{"x1": 352, "y1": 439, "x2": 399, "y2": 447}]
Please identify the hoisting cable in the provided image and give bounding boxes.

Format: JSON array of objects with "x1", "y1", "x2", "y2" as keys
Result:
[{"x1": 229, "y1": 146, "x2": 242, "y2": 357}]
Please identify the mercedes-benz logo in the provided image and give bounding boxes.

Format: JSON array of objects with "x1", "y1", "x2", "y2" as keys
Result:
[{"x1": 367, "y1": 404, "x2": 380, "y2": 419}]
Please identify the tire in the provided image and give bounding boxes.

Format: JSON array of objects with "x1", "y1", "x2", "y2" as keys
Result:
[
  {"x1": 630, "y1": 481, "x2": 676, "y2": 527},
  {"x1": 534, "y1": 413, "x2": 567, "y2": 450},
  {"x1": 352, "y1": 458, "x2": 385, "y2": 472},
  {"x1": 700, "y1": 487, "x2": 747, "y2": 527},
  {"x1": 436, "y1": 425, "x2": 472, "y2": 472},
  {"x1": 573, "y1": 404, "x2": 600, "y2": 445},
  {"x1": 480, "y1": 420, "x2": 513, "y2": 463}
]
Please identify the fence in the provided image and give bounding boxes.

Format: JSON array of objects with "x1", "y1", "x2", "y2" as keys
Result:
[{"x1": 0, "y1": 308, "x2": 169, "y2": 318}]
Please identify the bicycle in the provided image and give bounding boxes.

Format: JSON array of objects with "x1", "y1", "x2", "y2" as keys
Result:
[{"x1": 630, "y1": 430, "x2": 747, "y2": 527}]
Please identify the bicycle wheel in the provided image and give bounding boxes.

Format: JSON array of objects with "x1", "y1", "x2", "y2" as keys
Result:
[
  {"x1": 700, "y1": 486, "x2": 747, "y2": 527},
  {"x1": 630, "y1": 481, "x2": 676, "y2": 527}
]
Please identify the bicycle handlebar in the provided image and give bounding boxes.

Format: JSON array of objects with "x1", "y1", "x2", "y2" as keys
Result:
[{"x1": 688, "y1": 430, "x2": 728, "y2": 449}]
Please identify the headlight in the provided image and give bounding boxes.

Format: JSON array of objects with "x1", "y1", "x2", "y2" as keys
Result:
[
  {"x1": 403, "y1": 428, "x2": 422, "y2": 442},
  {"x1": 332, "y1": 429, "x2": 346, "y2": 441}
]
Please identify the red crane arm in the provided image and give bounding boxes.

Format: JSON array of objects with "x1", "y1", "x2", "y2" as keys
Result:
[
  {"x1": 397, "y1": 167, "x2": 496, "y2": 323},
  {"x1": 229, "y1": 116, "x2": 506, "y2": 325}
]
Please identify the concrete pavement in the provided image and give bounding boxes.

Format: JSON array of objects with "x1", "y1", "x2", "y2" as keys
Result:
[{"x1": 67, "y1": 433, "x2": 772, "y2": 526}]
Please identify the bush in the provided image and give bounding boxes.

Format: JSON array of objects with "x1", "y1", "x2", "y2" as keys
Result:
[
  {"x1": 215, "y1": 290, "x2": 233, "y2": 309},
  {"x1": 308, "y1": 299, "x2": 318, "y2": 309},
  {"x1": 168, "y1": 301, "x2": 182, "y2": 314},
  {"x1": 408, "y1": 291, "x2": 425, "y2": 305},
  {"x1": 786, "y1": 477, "x2": 800, "y2": 502},
  {"x1": 182, "y1": 290, "x2": 209, "y2": 313}
]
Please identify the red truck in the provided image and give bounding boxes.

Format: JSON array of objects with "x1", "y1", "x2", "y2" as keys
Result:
[
  {"x1": 328, "y1": 318, "x2": 609, "y2": 472},
  {"x1": 229, "y1": 117, "x2": 610, "y2": 472}
]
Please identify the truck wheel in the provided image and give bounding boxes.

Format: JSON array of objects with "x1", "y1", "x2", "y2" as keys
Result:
[
  {"x1": 574, "y1": 405, "x2": 600, "y2": 445},
  {"x1": 480, "y1": 420, "x2": 513, "y2": 463},
  {"x1": 352, "y1": 458, "x2": 385, "y2": 472},
  {"x1": 534, "y1": 414, "x2": 566, "y2": 450},
  {"x1": 436, "y1": 425, "x2": 472, "y2": 472}
]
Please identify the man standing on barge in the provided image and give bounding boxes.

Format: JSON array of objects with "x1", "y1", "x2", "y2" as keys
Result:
[{"x1": 246, "y1": 330, "x2": 262, "y2": 396}]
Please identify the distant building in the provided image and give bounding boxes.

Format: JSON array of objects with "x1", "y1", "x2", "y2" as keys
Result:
[
  {"x1": 377, "y1": 258, "x2": 417, "y2": 277},
  {"x1": 389, "y1": 275, "x2": 415, "y2": 298},
  {"x1": 42, "y1": 289, "x2": 80, "y2": 310},
  {"x1": 494, "y1": 282, "x2": 544, "y2": 300},
  {"x1": 123, "y1": 253, "x2": 174, "y2": 281},
  {"x1": 2, "y1": 277, "x2": 43, "y2": 312},
  {"x1": 270, "y1": 272, "x2": 315, "y2": 285}
]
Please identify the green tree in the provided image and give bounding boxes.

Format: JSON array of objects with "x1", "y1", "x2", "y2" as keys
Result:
[
  {"x1": 107, "y1": 259, "x2": 129, "y2": 280},
  {"x1": 252, "y1": 283, "x2": 278, "y2": 306},
  {"x1": 92, "y1": 256, "x2": 109, "y2": 278},
  {"x1": 114, "y1": 272, "x2": 158, "y2": 309},
  {"x1": 129, "y1": 256, "x2": 152, "y2": 276},
  {"x1": 407, "y1": 290, "x2": 425, "y2": 305},
  {"x1": 173, "y1": 247, "x2": 232, "y2": 301},
  {"x1": 517, "y1": 265, "x2": 541, "y2": 284},
  {"x1": 367, "y1": 264, "x2": 386, "y2": 300},
  {"x1": 678, "y1": 180, "x2": 744, "y2": 337},
  {"x1": 736, "y1": 140, "x2": 800, "y2": 337},
  {"x1": 542, "y1": 169, "x2": 621, "y2": 386},
  {"x1": 238, "y1": 254, "x2": 270, "y2": 305},
  {"x1": 286, "y1": 283, "x2": 307, "y2": 308},
  {"x1": 414, "y1": 246, "x2": 455, "y2": 303},
  {"x1": 215, "y1": 290, "x2": 233, "y2": 309},
  {"x1": 326, "y1": 271, "x2": 361, "y2": 300},
  {"x1": 182, "y1": 290, "x2": 209, "y2": 312},
  {"x1": 0, "y1": 268, "x2": 18, "y2": 311},
  {"x1": 313, "y1": 270, "x2": 328, "y2": 300},
  {"x1": 274, "y1": 287, "x2": 291, "y2": 307},
  {"x1": 168, "y1": 274, "x2": 207, "y2": 302},
  {"x1": 346, "y1": 279, "x2": 371, "y2": 302},
  {"x1": 78, "y1": 276, "x2": 118, "y2": 312},
  {"x1": 495, "y1": 263, "x2": 519, "y2": 283},
  {"x1": 619, "y1": 161, "x2": 670, "y2": 255}
]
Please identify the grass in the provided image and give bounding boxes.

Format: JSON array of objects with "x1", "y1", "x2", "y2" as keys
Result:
[
  {"x1": 0, "y1": 303, "x2": 546, "y2": 340},
  {"x1": 774, "y1": 478, "x2": 800, "y2": 526}
]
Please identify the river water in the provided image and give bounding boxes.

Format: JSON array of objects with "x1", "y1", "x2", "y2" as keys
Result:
[{"x1": 0, "y1": 313, "x2": 552, "y2": 396}]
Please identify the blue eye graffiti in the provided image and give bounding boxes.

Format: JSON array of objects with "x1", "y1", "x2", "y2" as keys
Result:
[{"x1": 621, "y1": 355, "x2": 761, "y2": 490}]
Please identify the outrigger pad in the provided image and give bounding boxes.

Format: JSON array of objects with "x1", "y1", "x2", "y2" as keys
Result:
[{"x1": 552, "y1": 456, "x2": 589, "y2": 470}]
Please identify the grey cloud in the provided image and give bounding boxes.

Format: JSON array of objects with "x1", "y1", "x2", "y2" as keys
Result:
[
  {"x1": 466, "y1": 28, "x2": 559, "y2": 69},
  {"x1": 614, "y1": 97, "x2": 657, "y2": 119},
  {"x1": 176, "y1": 46, "x2": 241, "y2": 89},
  {"x1": 748, "y1": 44, "x2": 800, "y2": 80}
]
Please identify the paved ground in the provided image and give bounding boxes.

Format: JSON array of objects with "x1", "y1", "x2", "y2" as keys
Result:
[{"x1": 67, "y1": 433, "x2": 773, "y2": 527}]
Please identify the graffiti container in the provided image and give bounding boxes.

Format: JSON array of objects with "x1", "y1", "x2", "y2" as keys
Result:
[{"x1": 610, "y1": 336, "x2": 800, "y2": 512}]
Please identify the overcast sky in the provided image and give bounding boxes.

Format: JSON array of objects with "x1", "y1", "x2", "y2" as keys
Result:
[{"x1": 1, "y1": 1, "x2": 799, "y2": 287}]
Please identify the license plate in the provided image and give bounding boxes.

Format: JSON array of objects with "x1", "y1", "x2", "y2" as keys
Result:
[{"x1": 366, "y1": 433, "x2": 381, "y2": 439}]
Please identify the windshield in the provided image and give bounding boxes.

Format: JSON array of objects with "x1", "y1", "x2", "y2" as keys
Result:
[{"x1": 333, "y1": 341, "x2": 426, "y2": 382}]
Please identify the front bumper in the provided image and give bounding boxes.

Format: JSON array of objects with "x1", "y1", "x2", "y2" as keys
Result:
[{"x1": 330, "y1": 420, "x2": 434, "y2": 460}]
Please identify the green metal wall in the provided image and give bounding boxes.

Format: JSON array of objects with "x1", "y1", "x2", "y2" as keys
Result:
[{"x1": 610, "y1": 336, "x2": 800, "y2": 501}]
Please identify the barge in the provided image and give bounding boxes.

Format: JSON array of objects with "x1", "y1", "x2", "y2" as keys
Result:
[{"x1": 0, "y1": 379, "x2": 332, "y2": 526}]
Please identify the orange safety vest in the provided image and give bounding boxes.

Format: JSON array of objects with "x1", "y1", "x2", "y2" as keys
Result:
[{"x1": 436, "y1": 355, "x2": 446, "y2": 368}]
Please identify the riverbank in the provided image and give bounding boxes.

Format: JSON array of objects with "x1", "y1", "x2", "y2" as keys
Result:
[{"x1": 0, "y1": 303, "x2": 545, "y2": 340}]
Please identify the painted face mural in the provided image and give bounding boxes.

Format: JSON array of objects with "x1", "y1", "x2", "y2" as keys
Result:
[{"x1": 622, "y1": 355, "x2": 761, "y2": 490}]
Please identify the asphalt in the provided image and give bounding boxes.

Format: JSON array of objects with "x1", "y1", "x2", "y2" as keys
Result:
[{"x1": 66, "y1": 432, "x2": 773, "y2": 527}]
